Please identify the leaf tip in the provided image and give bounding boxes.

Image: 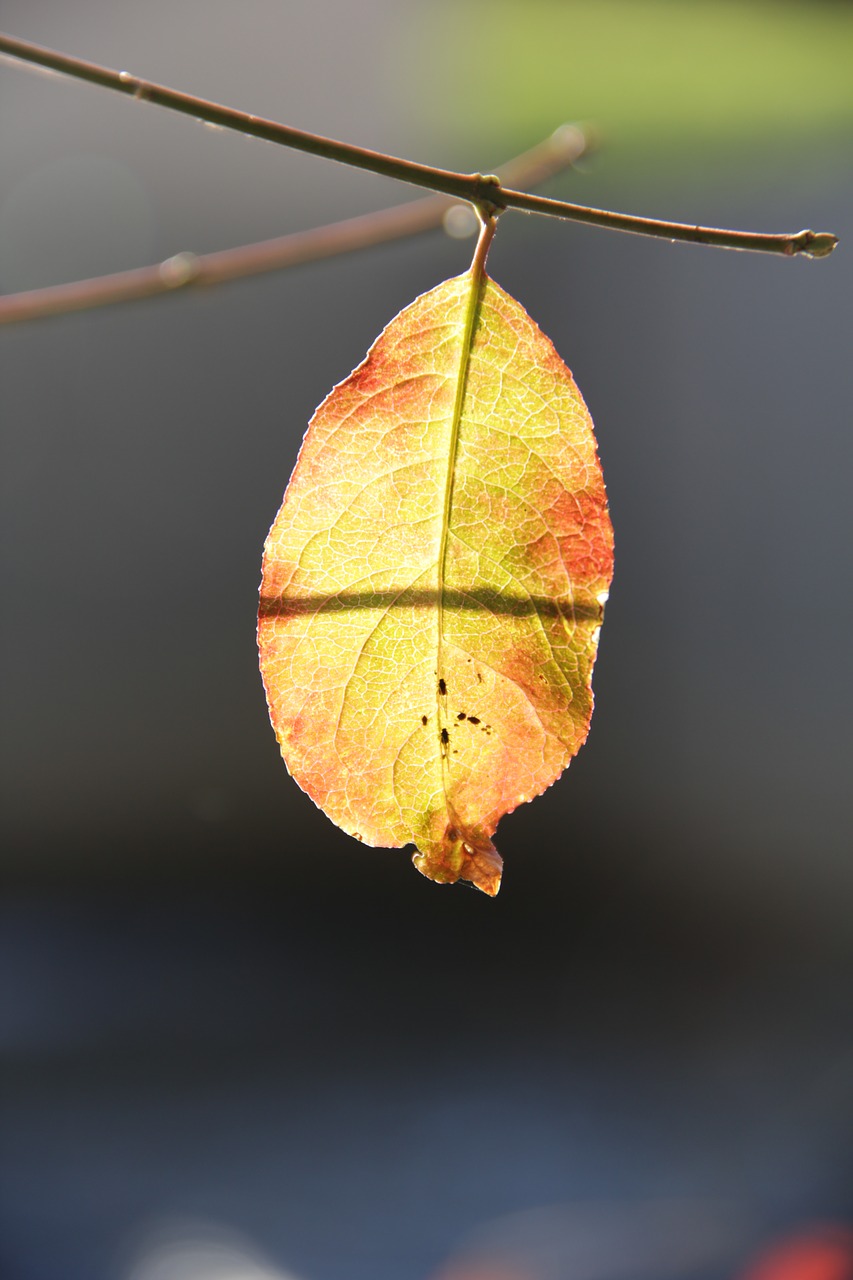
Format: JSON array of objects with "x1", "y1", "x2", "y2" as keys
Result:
[{"x1": 412, "y1": 821, "x2": 503, "y2": 897}]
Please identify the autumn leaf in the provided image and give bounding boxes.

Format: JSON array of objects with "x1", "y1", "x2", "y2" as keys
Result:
[{"x1": 258, "y1": 220, "x2": 613, "y2": 894}]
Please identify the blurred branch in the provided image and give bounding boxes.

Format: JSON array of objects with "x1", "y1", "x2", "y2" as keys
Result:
[
  {"x1": 0, "y1": 126, "x2": 589, "y2": 325},
  {"x1": 0, "y1": 31, "x2": 838, "y2": 260}
]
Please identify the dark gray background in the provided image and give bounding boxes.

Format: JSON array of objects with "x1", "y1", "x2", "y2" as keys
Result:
[{"x1": 1, "y1": 3, "x2": 852, "y2": 1279}]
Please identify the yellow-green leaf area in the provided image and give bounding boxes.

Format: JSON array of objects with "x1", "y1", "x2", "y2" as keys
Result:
[{"x1": 259, "y1": 267, "x2": 613, "y2": 894}]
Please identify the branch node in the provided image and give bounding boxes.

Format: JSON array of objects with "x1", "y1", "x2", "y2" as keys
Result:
[
  {"x1": 158, "y1": 251, "x2": 201, "y2": 288},
  {"x1": 471, "y1": 173, "x2": 506, "y2": 219}
]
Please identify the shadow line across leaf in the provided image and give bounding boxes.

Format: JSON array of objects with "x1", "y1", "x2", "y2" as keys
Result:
[{"x1": 259, "y1": 589, "x2": 604, "y2": 622}]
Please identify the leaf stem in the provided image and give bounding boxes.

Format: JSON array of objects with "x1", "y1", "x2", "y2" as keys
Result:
[
  {"x1": 0, "y1": 125, "x2": 588, "y2": 326},
  {"x1": 471, "y1": 210, "x2": 499, "y2": 275},
  {"x1": 0, "y1": 31, "x2": 838, "y2": 259}
]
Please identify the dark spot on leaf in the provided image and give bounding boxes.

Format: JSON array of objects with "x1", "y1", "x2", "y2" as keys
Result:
[
  {"x1": 440, "y1": 728, "x2": 449, "y2": 745},
  {"x1": 457, "y1": 712, "x2": 466, "y2": 720},
  {"x1": 438, "y1": 678, "x2": 447, "y2": 696},
  {"x1": 468, "y1": 716, "x2": 480, "y2": 725},
  {"x1": 476, "y1": 672, "x2": 483, "y2": 683},
  {"x1": 421, "y1": 715, "x2": 428, "y2": 725},
  {"x1": 447, "y1": 827, "x2": 458, "y2": 841}
]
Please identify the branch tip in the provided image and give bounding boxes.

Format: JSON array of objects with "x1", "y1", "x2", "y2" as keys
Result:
[{"x1": 800, "y1": 231, "x2": 839, "y2": 260}]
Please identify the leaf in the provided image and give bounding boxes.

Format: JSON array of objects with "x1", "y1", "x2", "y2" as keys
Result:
[{"x1": 258, "y1": 251, "x2": 613, "y2": 895}]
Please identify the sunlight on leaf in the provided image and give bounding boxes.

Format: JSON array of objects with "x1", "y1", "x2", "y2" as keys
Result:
[{"x1": 259, "y1": 259, "x2": 612, "y2": 894}]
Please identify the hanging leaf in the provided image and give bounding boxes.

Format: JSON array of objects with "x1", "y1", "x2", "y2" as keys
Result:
[{"x1": 259, "y1": 225, "x2": 613, "y2": 895}]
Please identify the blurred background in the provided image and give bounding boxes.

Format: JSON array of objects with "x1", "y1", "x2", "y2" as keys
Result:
[{"x1": 1, "y1": 2, "x2": 852, "y2": 1278}]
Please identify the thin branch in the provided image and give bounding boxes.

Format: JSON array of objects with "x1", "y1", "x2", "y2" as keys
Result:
[
  {"x1": 0, "y1": 125, "x2": 589, "y2": 325},
  {"x1": 0, "y1": 31, "x2": 838, "y2": 260},
  {"x1": 496, "y1": 191, "x2": 837, "y2": 258}
]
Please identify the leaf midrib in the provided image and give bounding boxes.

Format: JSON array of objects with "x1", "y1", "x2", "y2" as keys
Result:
[{"x1": 435, "y1": 269, "x2": 487, "y2": 793}]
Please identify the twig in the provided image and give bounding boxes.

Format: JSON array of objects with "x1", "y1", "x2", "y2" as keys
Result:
[
  {"x1": 0, "y1": 31, "x2": 838, "y2": 260},
  {"x1": 0, "y1": 126, "x2": 589, "y2": 325}
]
